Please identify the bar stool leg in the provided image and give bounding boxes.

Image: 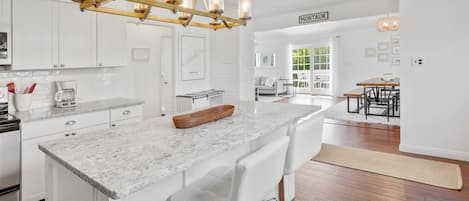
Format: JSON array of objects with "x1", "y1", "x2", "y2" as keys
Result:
[{"x1": 278, "y1": 177, "x2": 285, "y2": 201}]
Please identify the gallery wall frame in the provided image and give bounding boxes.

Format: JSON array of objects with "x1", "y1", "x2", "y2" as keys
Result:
[{"x1": 180, "y1": 34, "x2": 206, "y2": 81}]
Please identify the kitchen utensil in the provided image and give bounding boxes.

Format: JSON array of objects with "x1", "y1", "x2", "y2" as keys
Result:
[
  {"x1": 28, "y1": 83, "x2": 37, "y2": 94},
  {"x1": 6, "y1": 82, "x2": 15, "y2": 94}
]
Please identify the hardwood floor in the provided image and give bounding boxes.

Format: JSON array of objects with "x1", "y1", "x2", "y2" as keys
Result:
[{"x1": 277, "y1": 95, "x2": 469, "y2": 201}]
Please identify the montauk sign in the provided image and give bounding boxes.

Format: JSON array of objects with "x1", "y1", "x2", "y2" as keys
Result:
[{"x1": 299, "y1": 12, "x2": 329, "y2": 25}]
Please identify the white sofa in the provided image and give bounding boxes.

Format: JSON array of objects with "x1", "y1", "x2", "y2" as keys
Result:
[{"x1": 255, "y1": 77, "x2": 285, "y2": 96}]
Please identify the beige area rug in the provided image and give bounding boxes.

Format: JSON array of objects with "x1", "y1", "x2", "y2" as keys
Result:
[{"x1": 313, "y1": 144, "x2": 463, "y2": 190}]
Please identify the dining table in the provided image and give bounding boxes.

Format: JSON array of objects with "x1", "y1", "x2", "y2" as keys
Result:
[{"x1": 356, "y1": 77, "x2": 400, "y2": 120}]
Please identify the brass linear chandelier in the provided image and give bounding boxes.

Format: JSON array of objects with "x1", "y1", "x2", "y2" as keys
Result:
[{"x1": 73, "y1": 0, "x2": 252, "y2": 30}]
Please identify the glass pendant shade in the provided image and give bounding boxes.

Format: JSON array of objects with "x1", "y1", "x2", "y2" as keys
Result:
[
  {"x1": 178, "y1": 0, "x2": 193, "y2": 20},
  {"x1": 207, "y1": 0, "x2": 224, "y2": 13},
  {"x1": 377, "y1": 16, "x2": 400, "y2": 32},
  {"x1": 134, "y1": 3, "x2": 149, "y2": 13},
  {"x1": 239, "y1": 0, "x2": 252, "y2": 20}
]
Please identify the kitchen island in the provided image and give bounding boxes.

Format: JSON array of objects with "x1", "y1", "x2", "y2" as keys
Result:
[{"x1": 39, "y1": 102, "x2": 323, "y2": 201}]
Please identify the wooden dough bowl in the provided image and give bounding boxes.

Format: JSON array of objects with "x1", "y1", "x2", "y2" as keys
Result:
[{"x1": 173, "y1": 105, "x2": 235, "y2": 129}]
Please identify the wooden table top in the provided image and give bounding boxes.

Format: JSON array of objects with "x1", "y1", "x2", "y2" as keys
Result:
[{"x1": 356, "y1": 77, "x2": 400, "y2": 87}]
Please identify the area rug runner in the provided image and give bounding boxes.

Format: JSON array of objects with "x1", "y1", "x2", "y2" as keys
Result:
[{"x1": 313, "y1": 144, "x2": 463, "y2": 190}]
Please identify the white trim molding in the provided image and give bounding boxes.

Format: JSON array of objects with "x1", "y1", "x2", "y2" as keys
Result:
[{"x1": 399, "y1": 144, "x2": 469, "y2": 162}]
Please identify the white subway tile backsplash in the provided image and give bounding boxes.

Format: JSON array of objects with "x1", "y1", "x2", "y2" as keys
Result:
[{"x1": 3, "y1": 68, "x2": 133, "y2": 108}]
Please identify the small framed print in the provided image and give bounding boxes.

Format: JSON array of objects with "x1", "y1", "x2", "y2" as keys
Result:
[
  {"x1": 391, "y1": 46, "x2": 400, "y2": 55},
  {"x1": 365, "y1": 48, "x2": 377, "y2": 58},
  {"x1": 392, "y1": 57, "x2": 401, "y2": 66},
  {"x1": 391, "y1": 35, "x2": 400, "y2": 46},
  {"x1": 377, "y1": 42, "x2": 390, "y2": 51},
  {"x1": 377, "y1": 53, "x2": 390, "y2": 62},
  {"x1": 132, "y1": 48, "x2": 150, "y2": 61}
]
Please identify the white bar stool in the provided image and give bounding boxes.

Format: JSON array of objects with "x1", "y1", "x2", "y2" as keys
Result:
[
  {"x1": 279, "y1": 113, "x2": 324, "y2": 201},
  {"x1": 170, "y1": 136, "x2": 290, "y2": 201}
]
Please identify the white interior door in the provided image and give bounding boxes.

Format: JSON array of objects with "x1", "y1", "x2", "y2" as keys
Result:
[
  {"x1": 127, "y1": 23, "x2": 173, "y2": 119},
  {"x1": 160, "y1": 36, "x2": 174, "y2": 116}
]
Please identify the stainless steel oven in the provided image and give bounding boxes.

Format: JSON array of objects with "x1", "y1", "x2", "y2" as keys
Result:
[
  {"x1": 0, "y1": 86, "x2": 20, "y2": 201},
  {"x1": 0, "y1": 24, "x2": 11, "y2": 66}
]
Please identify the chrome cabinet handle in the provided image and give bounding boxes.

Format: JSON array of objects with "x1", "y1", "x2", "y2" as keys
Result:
[
  {"x1": 53, "y1": 64, "x2": 58, "y2": 68},
  {"x1": 71, "y1": 133, "x2": 77, "y2": 136},
  {"x1": 65, "y1": 120, "x2": 77, "y2": 126},
  {"x1": 65, "y1": 133, "x2": 70, "y2": 137},
  {"x1": 111, "y1": 124, "x2": 116, "y2": 127},
  {"x1": 65, "y1": 133, "x2": 77, "y2": 137},
  {"x1": 122, "y1": 110, "x2": 131, "y2": 115},
  {"x1": 60, "y1": 64, "x2": 65, "y2": 68},
  {"x1": 98, "y1": 63, "x2": 103, "y2": 67}
]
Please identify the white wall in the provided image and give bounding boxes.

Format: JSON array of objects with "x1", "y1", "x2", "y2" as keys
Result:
[
  {"x1": 254, "y1": 39, "x2": 290, "y2": 79},
  {"x1": 399, "y1": 0, "x2": 469, "y2": 161},
  {"x1": 337, "y1": 27, "x2": 400, "y2": 95},
  {"x1": 210, "y1": 29, "x2": 240, "y2": 102}
]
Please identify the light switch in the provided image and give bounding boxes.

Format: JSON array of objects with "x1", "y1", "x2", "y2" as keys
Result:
[{"x1": 412, "y1": 57, "x2": 424, "y2": 66}]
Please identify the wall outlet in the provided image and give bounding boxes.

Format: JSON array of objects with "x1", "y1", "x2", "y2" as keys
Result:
[{"x1": 412, "y1": 57, "x2": 424, "y2": 66}]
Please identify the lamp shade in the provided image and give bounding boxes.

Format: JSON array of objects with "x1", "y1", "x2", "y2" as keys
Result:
[
  {"x1": 377, "y1": 16, "x2": 400, "y2": 32},
  {"x1": 178, "y1": 0, "x2": 193, "y2": 20},
  {"x1": 239, "y1": 0, "x2": 252, "y2": 20},
  {"x1": 207, "y1": 0, "x2": 224, "y2": 13}
]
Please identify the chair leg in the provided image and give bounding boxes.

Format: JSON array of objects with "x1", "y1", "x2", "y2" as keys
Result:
[{"x1": 278, "y1": 177, "x2": 285, "y2": 201}]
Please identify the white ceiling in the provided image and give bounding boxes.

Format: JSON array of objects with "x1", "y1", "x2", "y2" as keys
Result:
[{"x1": 225, "y1": 0, "x2": 360, "y2": 18}]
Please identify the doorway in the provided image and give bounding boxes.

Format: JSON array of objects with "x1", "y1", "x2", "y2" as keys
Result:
[
  {"x1": 127, "y1": 23, "x2": 174, "y2": 119},
  {"x1": 291, "y1": 45, "x2": 331, "y2": 95}
]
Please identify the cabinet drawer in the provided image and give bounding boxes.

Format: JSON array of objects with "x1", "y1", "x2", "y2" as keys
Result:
[
  {"x1": 21, "y1": 110, "x2": 109, "y2": 140},
  {"x1": 110, "y1": 117, "x2": 142, "y2": 128},
  {"x1": 21, "y1": 124, "x2": 108, "y2": 201},
  {"x1": 110, "y1": 105, "x2": 143, "y2": 122}
]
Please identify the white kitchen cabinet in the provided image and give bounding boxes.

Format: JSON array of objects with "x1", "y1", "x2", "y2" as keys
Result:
[
  {"x1": 110, "y1": 105, "x2": 143, "y2": 127},
  {"x1": 97, "y1": 9, "x2": 127, "y2": 67},
  {"x1": 21, "y1": 110, "x2": 110, "y2": 140},
  {"x1": 12, "y1": 0, "x2": 59, "y2": 70},
  {"x1": 111, "y1": 117, "x2": 141, "y2": 128},
  {"x1": 0, "y1": 0, "x2": 11, "y2": 24},
  {"x1": 58, "y1": 2, "x2": 97, "y2": 68},
  {"x1": 21, "y1": 124, "x2": 109, "y2": 201},
  {"x1": 12, "y1": 0, "x2": 129, "y2": 70}
]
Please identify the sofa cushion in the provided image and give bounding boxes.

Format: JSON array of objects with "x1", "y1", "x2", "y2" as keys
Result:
[{"x1": 264, "y1": 77, "x2": 277, "y2": 87}]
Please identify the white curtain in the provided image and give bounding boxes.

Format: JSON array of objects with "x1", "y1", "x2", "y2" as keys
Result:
[{"x1": 329, "y1": 35, "x2": 341, "y2": 97}]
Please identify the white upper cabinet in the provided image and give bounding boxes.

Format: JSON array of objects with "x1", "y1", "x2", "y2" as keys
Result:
[
  {"x1": 58, "y1": 2, "x2": 97, "y2": 68},
  {"x1": 12, "y1": 0, "x2": 59, "y2": 70},
  {"x1": 12, "y1": 1, "x2": 128, "y2": 70},
  {"x1": 0, "y1": 0, "x2": 11, "y2": 24},
  {"x1": 97, "y1": 12, "x2": 127, "y2": 67}
]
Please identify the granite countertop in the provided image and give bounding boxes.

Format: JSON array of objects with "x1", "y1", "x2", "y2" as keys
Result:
[
  {"x1": 176, "y1": 89, "x2": 224, "y2": 99},
  {"x1": 15, "y1": 98, "x2": 144, "y2": 123},
  {"x1": 38, "y1": 102, "x2": 321, "y2": 199}
]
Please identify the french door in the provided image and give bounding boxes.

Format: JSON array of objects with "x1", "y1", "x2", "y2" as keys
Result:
[{"x1": 292, "y1": 45, "x2": 331, "y2": 95}]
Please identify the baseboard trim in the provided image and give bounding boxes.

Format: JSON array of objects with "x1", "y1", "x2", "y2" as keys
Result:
[{"x1": 399, "y1": 144, "x2": 469, "y2": 162}]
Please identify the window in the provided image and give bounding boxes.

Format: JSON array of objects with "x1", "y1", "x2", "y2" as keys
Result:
[{"x1": 292, "y1": 48, "x2": 311, "y2": 88}]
